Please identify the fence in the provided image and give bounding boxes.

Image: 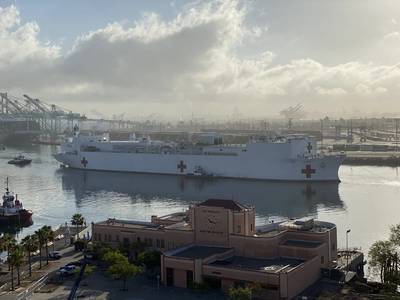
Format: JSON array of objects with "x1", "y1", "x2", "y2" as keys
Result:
[{"x1": 16, "y1": 274, "x2": 48, "y2": 300}]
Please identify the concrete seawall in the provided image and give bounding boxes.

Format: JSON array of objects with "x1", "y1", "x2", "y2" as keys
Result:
[{"x1": 342, "y1": 152, "x2": 400, "y2": 167}]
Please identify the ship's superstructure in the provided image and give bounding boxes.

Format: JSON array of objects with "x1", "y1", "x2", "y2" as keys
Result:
[{"x1": 55, "y1": 131, "x2": 344, "y2": 181}]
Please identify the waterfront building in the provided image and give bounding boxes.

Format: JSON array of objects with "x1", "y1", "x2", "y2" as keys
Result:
[{"x1": 92, "y1": 199, "x2": 337, "y2": 299}]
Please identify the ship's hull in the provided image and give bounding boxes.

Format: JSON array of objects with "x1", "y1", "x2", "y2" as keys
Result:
[
  {"x1": 55, "y1": 151, "x2": 344, "y2": 182},
  {"x1": 0, "y1": 210, "x2": 33, "y2": 225}
]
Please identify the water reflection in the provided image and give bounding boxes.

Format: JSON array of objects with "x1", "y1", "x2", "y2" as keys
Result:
[{"x1": 59, "y1": 168, "x2": 344, "y2": 219}]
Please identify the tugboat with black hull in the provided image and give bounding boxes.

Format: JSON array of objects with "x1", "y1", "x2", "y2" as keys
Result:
[{"x1": 0, "y1": 178, "x2": 33, "y2": 226}]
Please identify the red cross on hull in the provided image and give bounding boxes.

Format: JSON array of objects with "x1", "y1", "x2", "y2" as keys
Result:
[
  {"x1": 302, "y1": 164, "x2": 316, "y2": 178},
  {"x1": 81, "y1": 157, "x2": 88, "y2": 168},
  {"x1": 177, "y1": 160, "x2": 187, "y2": 173}
]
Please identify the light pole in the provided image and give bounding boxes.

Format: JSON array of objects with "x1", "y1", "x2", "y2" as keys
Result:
[{"x1": 346, "y1": 229, "x2": 351, "y2": 273}]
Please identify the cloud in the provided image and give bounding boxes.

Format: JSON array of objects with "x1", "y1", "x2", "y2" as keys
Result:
[
  {"x1": 0, "y1": 1, "x2": 400, "y2": 119},
  {"x1": 315, "y1": 87, "x2": 347, "y2": 96}
]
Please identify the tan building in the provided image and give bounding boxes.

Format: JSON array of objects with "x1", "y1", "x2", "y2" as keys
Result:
[{"x1": 92, "y1": 199, "x2": 337, "y2": 299}]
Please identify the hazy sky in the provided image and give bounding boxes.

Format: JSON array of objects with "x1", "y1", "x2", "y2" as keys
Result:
[{"x1": 1, "y1": 0, "x2": 400, "y2": 120}]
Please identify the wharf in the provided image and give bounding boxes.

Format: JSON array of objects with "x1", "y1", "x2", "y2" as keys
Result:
[{"x1": 341, "y1": 151, "x2": 400, "y2": 167}]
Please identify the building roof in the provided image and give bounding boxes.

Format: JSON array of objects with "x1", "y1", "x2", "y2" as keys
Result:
[
  {"x1": 209, "y1": 256, "x2": 304, "y2": 274},
  {"x1": 170, "y1": 245, "x2": 232, "y2": 259},
  {"x1": 199, "y1": 199, "x2": 248, "y2": 211},
  {"x1": 96, "y1": 218, "x2": 160, "y2": 230}
]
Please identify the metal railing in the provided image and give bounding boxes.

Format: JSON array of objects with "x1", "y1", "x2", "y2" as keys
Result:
[{"x1": 16, "y1": 274, "x2": 48, "y2": 300}]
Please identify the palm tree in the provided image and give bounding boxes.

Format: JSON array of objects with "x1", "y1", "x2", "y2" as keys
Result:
[
  {"x1": 21, "y1": 234, "x2": 38, "y2": 277},
  {"x1": 47, "y1": 228, "x2": 55, "y2": 252},
  {"x1": 1, "y1": 233, "x2": 16, "y2": 271},
  {"x1": 71, "y1": 213, "x2": 85, "y2": 238},
  {"x1": 35, "y1": 227, "x2": 47, "y2": 268},
  {"x1": 9, "y1": 244, "x2": 24, "y2": 288},
  {"x1": 41, "y1": 225, "x2": 53, "y2": 265}
]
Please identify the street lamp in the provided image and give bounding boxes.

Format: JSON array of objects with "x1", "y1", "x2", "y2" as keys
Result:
[{"x1": 346, "y1": 229, "x2": 351, "y2": 273}]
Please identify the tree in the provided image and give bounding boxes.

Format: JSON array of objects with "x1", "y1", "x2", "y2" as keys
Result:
[
  {"x1": 138, "y1": 250, "x2": 161, "y2": 269},
  {"x1": 127, "y1": 241, "x2": 147, "y2": 260},
  {"x1": 92, "y1": 242, "x2": 111, "y2": 260},
  {"x1": 35, "y1": 227, "x2": 48, "y2": 268},
  {"x1": 390, "y1": 224, "x2": 400, "y2": 247},
  {"x1": 9, "y1": 244, "x2": 24, "y2": 289},
  {"x1": 41, "y1": 225, "x2": 53, "y2": 265},
  {"x1": 369, "y1": 240, "x2": 395, "y2": 283},
  {"x1": 103, "y1": 249, "x2": 142, "y2": 291},
  {"x1": 75, "y1": 264, "x2": 96, "y2": 279},
  {"x1": 228, "y1": 286, "x2": 253, "y2": 300},
  {"x1": 103, "y1": 249, "x2": 126, "y2": 264},
  {"x1": 108, "y1": 260, "x2": 142, "y2": 291},
  {"x1": 47, "y1": 228, "x2": 55, "y2": 252},
  {"x1": 1, "y1": 233, "x2": 16, "y2": 271},
  {"x1": 71, "y1": 213, "x2": 85, "y2": 238},
  {"x1": 21, "y1": 234, "x2": 39, "y2": 277}
]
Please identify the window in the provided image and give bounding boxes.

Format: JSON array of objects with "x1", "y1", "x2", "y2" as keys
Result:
[
  {"x1": 98, "y1": 234, "x2": 102, "y2": 242},
  {"x1": 123, "y1": 237, "x2": 130, "y2": 246},
  {"x1": 116, "y1": 235, "x2": 119, "y2": 242},
  {"x1": 156, "y1": 239, "x2": 160, "y2": 248},
  {"x1": 321, "y1": 256, "x2": 325, "y2": 264},
  {"x1": 137, "y1": 237, "x2": 141, "y2": 243},
  {"x1": 161, "y1": 239, "x2": 165, "y2": 248},
  {"x1": 250, "y1": 224, "x2": 253, "y2": 231},
  {"x1": 332, "y1": 243, "x2": 335, "y2": 251},
  {"x1": 237, "y1": 225, "x2": 241, "y2": 233}
]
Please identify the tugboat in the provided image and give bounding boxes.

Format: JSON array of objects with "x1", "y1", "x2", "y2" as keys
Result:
[
  {"x1": 186, "y1": 166, "x2": 215, "y2": 179},
  {"x1": 0, "y1": 178, "x2": 33, "y2": 225},
  {"x1": 8, "y1": 155, "x2": 32, "y2": 166}
]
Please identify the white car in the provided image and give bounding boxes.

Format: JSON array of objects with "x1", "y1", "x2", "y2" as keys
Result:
[
  {"x1": 57, "y1": 265, "x2": 76, "y2": 276},
  {"x1": 49, "y1": 252, "x2": 62, "y2": 259},
  {"x1": 55, "y1": 234, "x2": 64, "y2": 241}
]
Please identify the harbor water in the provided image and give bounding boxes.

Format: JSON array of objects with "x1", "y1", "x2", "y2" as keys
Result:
[{"x1": 1, "y1": 144, "x2": 399, "y2": 278}]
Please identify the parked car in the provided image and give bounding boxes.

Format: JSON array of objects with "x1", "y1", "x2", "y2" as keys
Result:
[
  {"x1": 49, "y1": 252, "x2": 62, "y2": 259},
  {"x1": 55, "y1": 234, "x2": 64, "y2": 241},
  {"x1": 57, "y1": 265, "x2": 76, "y2": 276},
  {"x1": 66, "y1": 261, "x2": 82, "y2": 267},
  {"x1": 84, "y1": 251, "x2": 94, "y2": 259}
]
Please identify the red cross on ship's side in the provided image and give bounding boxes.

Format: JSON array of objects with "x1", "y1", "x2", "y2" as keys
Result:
[
  {"x1": 302, "y1": 164, "x2": 316, "y2": 178},
  {"x1": 81, "y1": 157, "x2": 88, "y2": 168},
  {"x1": 177, "y1": 160, "x2": 187, "y2": 173}
]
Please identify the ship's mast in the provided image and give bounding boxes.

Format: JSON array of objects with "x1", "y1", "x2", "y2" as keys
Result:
[{"x1": 5, "y1": 177, "x2": 9, "y2": 192}]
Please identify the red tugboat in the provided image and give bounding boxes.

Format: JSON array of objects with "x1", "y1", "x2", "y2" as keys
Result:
[{"x1": 0, "y1": 178, "x2": 33, "y2": 225}]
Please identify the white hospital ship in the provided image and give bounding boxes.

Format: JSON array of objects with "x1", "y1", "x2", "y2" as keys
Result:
[{"x1": 55, "y1": 130, "x2": 344, "y2": 181}]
